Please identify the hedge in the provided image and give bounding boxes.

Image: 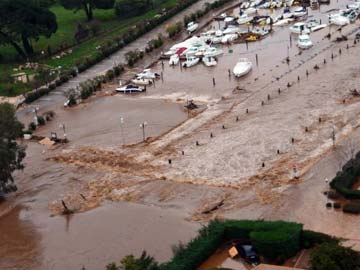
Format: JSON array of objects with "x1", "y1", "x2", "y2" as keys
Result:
[
  {"x1": 162, "y1": 220, "x2": 303, "y2": 270},
  {"x1": 300, "y1": 230, "x2": 339, "y2": 249},
  {"x1": 330, "y1": 151, "x2": 360, "y2": 200}
]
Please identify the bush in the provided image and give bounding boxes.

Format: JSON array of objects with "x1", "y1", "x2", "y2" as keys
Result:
[
  {"x1": 25, "y1": 87, "x2": 51, "y2": 103},
  {"x1": 330, "y1": 153, "x2": 360, "y2": 200},
  {"x1": 37, "y1": 116, "x2": 46, "y2": 126},
  {"x1": 125, "y1": 50, "x2": 144, "y2": 66},
  {"x1": 28, "y1": 122, "x2": 37, "y2": 131},
  {"x1": 310, "y1": 243, "x2": 360, "y2": 270},
  {"x1": 333, "y1": 202, "x2": 341, "y2": 209},
  {"x1": 68, "y1": 94, "x2": 77, "y2": 106},
  {"x1": 301, "y1": 230, "x2": 339, "y2": 249},
  {"x1": 343, "y1": 203, "x2": 360, "y2": 214},
  {"x1": 55, "y1": 79, "x2": 62, "y2": 86},
  {"x1": 113, "y1": 65, "x2": 124, "y2": 76},
  {"x1": 166, "y1": 22, "x2": 183, "y2": 38},
  {"x1": 326, "y1": 190, "x2": 338, "y2": 199},
  {"x1": 48, "y1": 83, "x2": 56, "y2": 90},
  {"x1": 326, "y1": 202, "x2": 332, "y2": 208},
  {"x1": 105, "y1": 69, "x2": 115, "y2": 81}
]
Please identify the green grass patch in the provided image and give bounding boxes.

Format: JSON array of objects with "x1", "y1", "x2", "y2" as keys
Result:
[{"x1": 0, "y1": 0, "x2": 179, "y2": 96}]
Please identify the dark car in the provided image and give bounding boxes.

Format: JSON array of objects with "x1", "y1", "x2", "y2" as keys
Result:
[{"x1": 236, "y1": 244, "x2": 260, "y2": 266}]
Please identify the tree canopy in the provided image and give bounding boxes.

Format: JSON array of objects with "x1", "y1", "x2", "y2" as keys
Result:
[
  {"x1": 0, "y1": 0, "x2": 58, "y2": 58},
  {"x1": 114, "y1": 0, "x2": 153, "y2": 18},
  {"x1": 0, "y1": 103, "x2": 26, "y2": 195},
  {"x1": 310, "y1": 243, "x2": 360, "y2": 270},
  {"x1": 60, "y1": 0, "x2": 115, "y2": 21}
]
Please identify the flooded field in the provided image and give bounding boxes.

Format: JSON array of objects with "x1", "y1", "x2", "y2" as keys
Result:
[{"x1": 3, "y1": 0, "x2": 360, "y2": 269}]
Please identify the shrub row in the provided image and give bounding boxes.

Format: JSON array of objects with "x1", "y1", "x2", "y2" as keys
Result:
[
  {"x1": 300, "y1": 230, "x2": 339, "y2": 249},
  {"x1": 24, "y1": 68, "x2": 78, "y2": 104},
  {"x1": 74, "y1": 64, "x2": 124, "y2": 102},
  {"x1": 330, "y1": 151, "x2": 360, "y2": 200}
]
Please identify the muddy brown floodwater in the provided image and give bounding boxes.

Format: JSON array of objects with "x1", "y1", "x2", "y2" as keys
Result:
[{"x1": 2, "y1": 0, "x2": 360, "y2": 269}]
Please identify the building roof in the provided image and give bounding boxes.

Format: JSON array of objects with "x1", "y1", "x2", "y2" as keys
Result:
[{"x1": 254, "y1": 264, "x2": 304, "y2": 270}]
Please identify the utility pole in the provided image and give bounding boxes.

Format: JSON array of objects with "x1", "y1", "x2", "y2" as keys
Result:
[{"x1": 140, "y1": 122, "x2": 147, "y2": 142}]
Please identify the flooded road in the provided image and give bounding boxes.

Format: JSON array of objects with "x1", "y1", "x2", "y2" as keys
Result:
[
  {"x1": 3, "y1": 0, "x2": 360, "y2": 269},
  {"x1": 0, "y1": 202, "x2": 199, "y2": 270}
]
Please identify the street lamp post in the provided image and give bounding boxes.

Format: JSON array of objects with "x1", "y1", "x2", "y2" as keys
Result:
[
  {"x1": 59, "y1": 123, "x2": 66, "y2": 140},
  {"x1": 140, "y1": 121, "x2": 147, "y2": 142},
  {"x1": 120, "y1": 116, "x2": 125, "y2": 145},
  {"x1": 33, "y1": 107, "x2": 39, "y2": 125}
]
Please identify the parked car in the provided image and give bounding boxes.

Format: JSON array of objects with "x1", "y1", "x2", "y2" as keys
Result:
[
  {"x1": 116, "y1": 84, "x2": 146, "y2": 93},
  {"x1": 236, "y1": 244, "x2": 260, "y2": 265}
]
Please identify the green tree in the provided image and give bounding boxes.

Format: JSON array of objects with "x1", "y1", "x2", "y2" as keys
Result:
[
  {"x1": 0, "y1": 103, "x2": 26, "y2": 195},
  {"x1": 105, "y1": 252, "x2": 159, "y2": 270},
  {"x1": 0, "y1": 0, "x2": 58, "y2": 58},
  {"x1": 310, "y1": 243, "x2": 360, "y2": 270},
  {"x1": 114, "y1": 0, "x2": 152, "y2": 18},
  {"x1": 59, "y1": 0, "x2": 115, "y2": 21}
]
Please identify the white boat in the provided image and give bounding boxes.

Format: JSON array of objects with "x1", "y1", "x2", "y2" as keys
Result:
[
  {"x1": 240, "y1": 2, "x2": 250, "y2": 9},
  {"x1": 250, "y1": 0, "x2": 262, "y2": 8},
  {"x1": 131, "y1": 78, "x2": 152, "y2": 85},
  {"x1": 244, "y1": 7, "x2": 257, "y2": 15},
  {"x1": 252, "y1": 27, "x2": 270, "y2": 36},
  {"x1": 259, "y1": 2, "x2": 271, "y2": 9},
  {"x1": 293, "y1": 7, "x2": 307, "y2": 17},
  {"x1": 342, "y1": 9, "x2": 358, "y2": 23},
  {"x1": 282, "y1": 7, "x2": 293, "y2": 18},
  {"x1": 233, "y1": 58, "x2": 252, "y2": 77},
  {"x1": 284, "y1": 0, "x2": 294, "y2": 6},
  {"x1": 219, "y1": 13, "x2": 227, "y2": 19},
  {"x1": 223, "y1": 25, "x2": 239, "y2": 34},
  {"x1": 169, "y1": 54, "x2": 179, "y2": 65},
  {"x1": 289, "y1": 22, "x2": 310, "y2": 34},
  {"x1": 328, "y1": 14, "x2": 350, "y2": 26},
  {"x1": 297, "y1": 34, "x2": 313, "y2": 49},
  {"x1": 116, "y1": 84, "x2": 145, "y2": 93},
  {"x1": 137, "y1": 69, "x2": 160, "y2": 79},
  {"x1": 306, "y1": 20, "x2": 327, "y2": 31},
  {"x1": 202, "y1": 56, "x2": 217, "y2": 67},
  {"x1": 270, "y1": 1, "x2": 282, "y2": 8},
  {"x1": 273, "y1": 18, "x2": 294, "y2": 26},
  {"x1": 203, "y1": 47, "x2": 223, "y2": 57},
  {"x1": 211, "y1": 36, "x2": 223, "y2": 44},
  {"x1": 182, "y1": 56, "x2": 200, "y2": 68},
  {"x1": 237, "y1": 14, "x2": 253, "y2": 24},
  {"x1": 187, "y1": 22, "x2": 199, "y2": 33},
  {"x1": 224, "y1": 16, "x2": 235, "y2": 23},
  {"x1": 221, "y1": 34, "x2": 238, "y2": 44},
  {"x1": 195, "y1": 46, "x2": 210, "y2": 57},
  {"x1": 183, "y1": 46, "x2": 200, "y2": 56},
  {"x1": 215, "y1": 30, "x2": 223, "y2": 37}
]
